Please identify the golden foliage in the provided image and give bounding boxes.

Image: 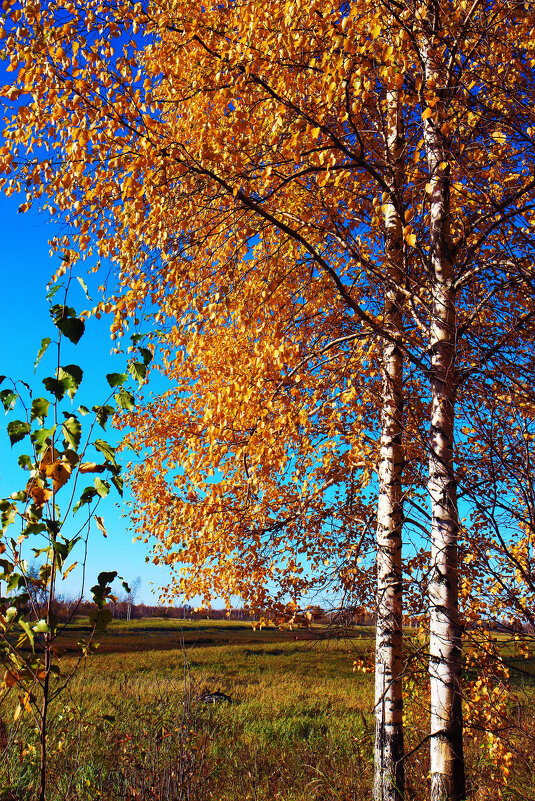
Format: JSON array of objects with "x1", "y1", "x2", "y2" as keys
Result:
[{"x1": 1, "y1": 1, "x2": 535, "y2": 629}]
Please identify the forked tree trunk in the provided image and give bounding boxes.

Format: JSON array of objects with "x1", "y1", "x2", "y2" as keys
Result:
[
  {"x1": 373, "y1": 88, "x2": 405, "y2": 801},
  {"x1": 421, "y1": 5, "x2": 466, "y2": 798}
]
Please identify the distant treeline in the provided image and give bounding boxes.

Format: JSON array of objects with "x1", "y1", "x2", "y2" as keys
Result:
[
  {"x1": 109, "y1": 603, "x2": 260, "y2": 621},
  {"x1": 46, "y1": 598, "x2": 261, "y2": 622},
  {"x1": 43, "y1": 599, "x2": 535, "y2": 634}
]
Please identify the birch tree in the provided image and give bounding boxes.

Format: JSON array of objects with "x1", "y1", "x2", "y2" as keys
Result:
[{"x1": 374, "y1": 88, "x2": 406, "y2": 801}]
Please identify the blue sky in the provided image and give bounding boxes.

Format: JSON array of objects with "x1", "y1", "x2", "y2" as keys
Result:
[{"x1": 0, "y1": 190, "x2": 177, "y2": 605}]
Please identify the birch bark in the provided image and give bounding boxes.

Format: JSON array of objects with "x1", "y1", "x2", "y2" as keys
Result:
[
  {"x1": 373, "y1": 88, "x2": 405, "y2": 801},
  {"x1": 420, "y1": 4, "x2": 466, "y2": 798}
]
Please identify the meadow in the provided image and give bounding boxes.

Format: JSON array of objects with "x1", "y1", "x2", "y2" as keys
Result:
[{"x1": 0, "y1": 620, "x2": 533, "y2": 801}]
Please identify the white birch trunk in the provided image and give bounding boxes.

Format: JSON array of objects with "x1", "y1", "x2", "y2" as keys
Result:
[
  {"x1": 373, "y1": 88, "x2": 405, "y2": 801},
  {"x1": 421, "y1": 6, "x2": 466, "y2": 798}
]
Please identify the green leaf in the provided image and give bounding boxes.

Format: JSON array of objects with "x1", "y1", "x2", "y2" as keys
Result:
[
  {"x1": 115, "y1": 388, "x2": 135, "y2": 411},
  {"x1": 23, "y1": 522, "x2": 46, "y2": 537},
  {"x1": 58, "y1": 364, "x2": 83, "y2": 399},
  {"x1": 94, "y1": 478, "x2": 110, "y2": 498},
  {"x1": 31, "y1": 425, "x2": 57, "y2": 453},
  {"x1": 78, "y1": 405, "x2": 90, "y2": 415},
  {"x1": 46, "y1": 284, "x2": 61, "y2": 300},
  {"x1": 52, "y1": 536, "x2": 79, "y2": 571},
  {"x1": 51, "y1": 303, "x2": 75, "y2": 322},
  {"x1": 128, "y1": 362, "x2": 147, "y2": 384},
  {"x1": 30, "y1": 397, "x2": 51, "y2": 423},
  {"x1": 18, "y1": 454, "x2": 34, "y2": 470},
  {"x1": 50, "y1": 304, "x2": 85, "y2": 345},
  {"x1": 123, "y1": 441, "x2": 139, "y2": 455},
  {"x1": 94, "y1": 439, "x2": 117, "y2": 466},
  {"x1": 0, "y1": 389, "x2": 18, "y2": 412},
  {"x1": 73, "y1": 486, "x2": 98, "y2": 514},
  {"x1": 43, "y1": 376, "x2": 66, "y2": 401},
  {"x1": 39, "y1": 562, "x2": 52, "y2": 583},
  {"x1": 64, "y1": 449, "x2": 79, "y2": 467},
  {"x1": 18, "y1": 619, "x2": 35, "y2": 649},
  {"x1": 89, "y1": 607, "x2": 113, "y2": 632},
  {"x1": 32, "y1": 619, "x2": 50, "y2": 634},
  {"x1": 33, "y1": 545, "x2": 52, "y2": 558},
  {"x1": 58, "y1": 317, "x2": 85, "y2": 345},
  {"x1": 76, "y1": 275, "x2": 92, "y2": 300},
  {"x1": 92, "y1": 404, "x2": 115, "y2": 430},
  {"x1": 34, "y1": 337, "x2": 52, "y2": 372},
  {"x1": 44, "y1": 518, "x2": 60, "y2": 536},
  {"x1": 6, "y1": 572, "x2": 24, "y2": 593},
  {"x1": 62, "y1": 415, "x2": 82, "y2": 450},
  {"x1": 111, "y1": 474, "x2": 123, "y2": 496},
  {"x1": 0, "y1": 498, "x2": 17, "y2": 530},
  {"x1": 90, "y1": 570, "x2": 118, "y2": 609},
  {"x1": 7, "y1": 420, "x2": 31, "y2": 446},
  {"x1": 1, "y1": 502, "x2": 17, "y2": 531},
  {"x1": 138, "y1": 348, "x2": 153, "y2": 366},
  {"x1": 106, "y1": 372, "x2": 128, "y2": 388},
  {"x1": 98, "y1": 570, "x2": 118, "y2": 587}
]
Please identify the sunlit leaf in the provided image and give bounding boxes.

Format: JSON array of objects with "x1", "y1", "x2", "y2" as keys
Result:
[
  {"x1": 62, "y1": 415, "x2": 81, "y2": 450},
  {"x1": 7, "y1": 420, "x2": 30, "y2": 446},
  {"x1": 34, "y1": 337, "x2": 51, "y2": 372}
]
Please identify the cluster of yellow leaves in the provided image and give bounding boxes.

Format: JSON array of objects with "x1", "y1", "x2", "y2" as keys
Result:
[
  {"x1": 120, "y1": 247, "x2": 382, "y2": 609},
  {"x1": 24, "y1": 446, "x2": 75, "y2": 509},
  {"x1": 464, "y1": 635, "x2": 516, "y2": 795}
]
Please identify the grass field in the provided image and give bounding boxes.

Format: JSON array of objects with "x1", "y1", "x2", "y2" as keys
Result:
[
  {"x1": 50, "y1": 617, "x2": 334, "y2": 654},
  {"x1": 1, "y1": 620, "x2": 534, "y2": 800}
]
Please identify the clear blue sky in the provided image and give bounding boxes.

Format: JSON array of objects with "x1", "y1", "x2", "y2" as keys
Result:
[{"x1": 0, "y1": 191, "x2": 177, "y2": 605}]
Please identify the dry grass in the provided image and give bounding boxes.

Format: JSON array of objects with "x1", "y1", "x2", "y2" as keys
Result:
[{"x1": 0, "y1": 622, "x2": 533, "y2": 800}]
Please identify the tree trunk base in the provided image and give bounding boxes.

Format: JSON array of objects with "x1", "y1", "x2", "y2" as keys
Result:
[{"x1": 373, "y1": 728, "x2": 404, "y2": 801}]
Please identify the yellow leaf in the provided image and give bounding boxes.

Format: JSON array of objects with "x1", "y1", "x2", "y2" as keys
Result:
[
  {"x1": 79, "y1": 462, "x2": 104, "y2": 473},
  {"x1": 39, "y1": 447, "x2": 60, "y2": 472},
  {"x1": 21, "y1": 692, "x2": 32, "y2": 713},
  {"x1": 394, "y1": 72, "x2": 404, "y2": 90},
  {"x1": 27, "y1": 480, "x2": 53, "y2": 509},
  {"x1": 3, "y1": 671, "x2": 19, "y2": 688},
  {"x1": 406, "y1": 233, "x2": 417, "y2": 247},
  {"x1": 370, "y1": 23, "x2": 381, "y2": 39},
  {"x1": 94, "y1": 515, "x2": 108, "y2": 538},
  {"x1": 63, "y1": 561, "x2": 78, "y2": 579},
  {"x1": 45, "y1": 461, "x2": 72, "y2": 492},
  {"x1": 421, "y1": 107, "x2": 433, "y2": 120}
]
